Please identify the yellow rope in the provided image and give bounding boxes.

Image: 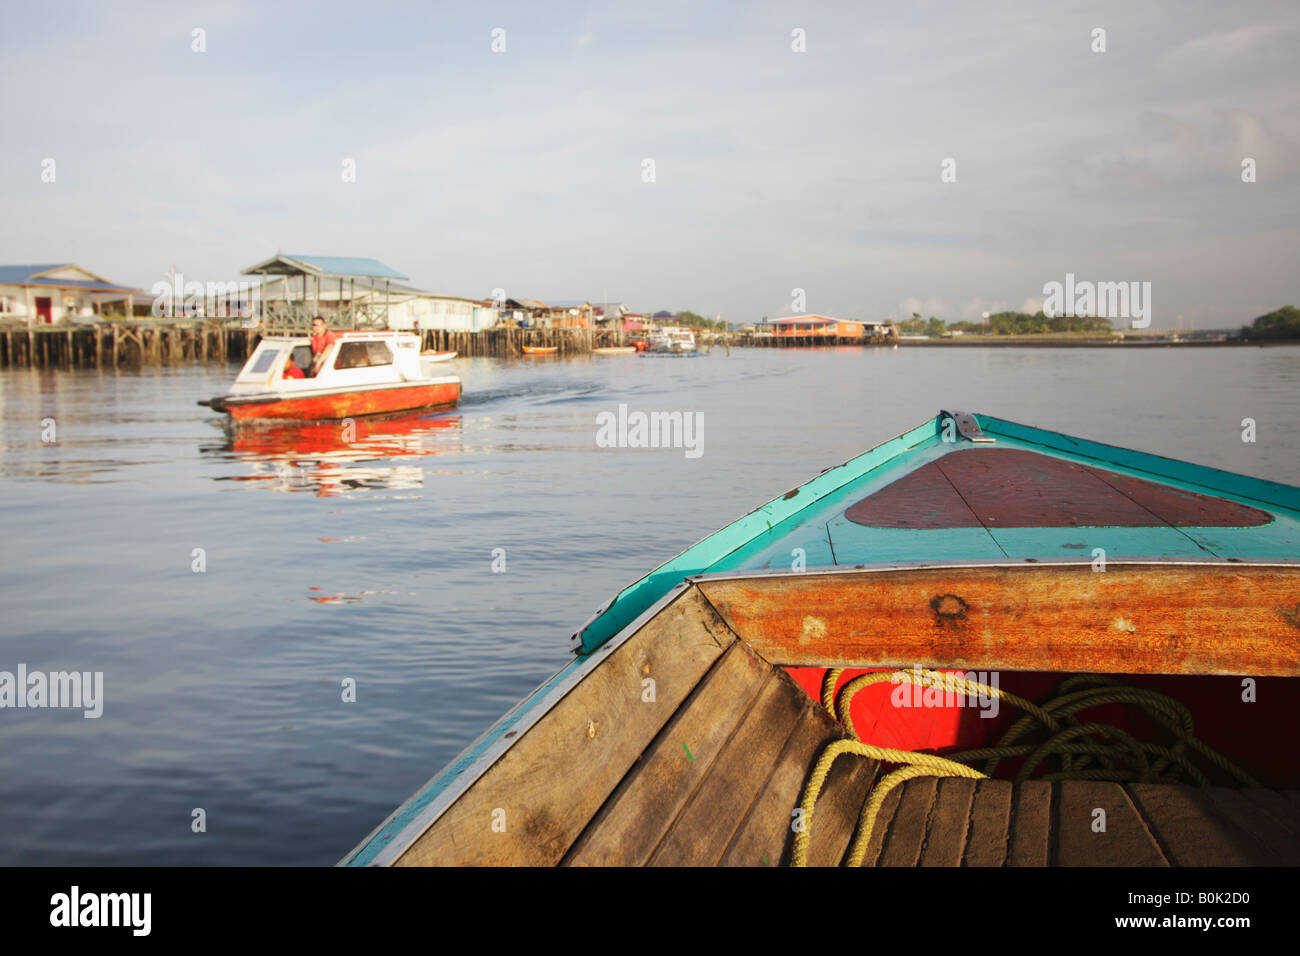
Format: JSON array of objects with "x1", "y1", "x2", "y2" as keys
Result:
[
  {"x1": 791, "y1": 667, "x2": 1260, "y2": 867},
  {"x1": 790, "y1": 738, "x2": 985, "y2": 868},
  {"x1": 821, "y1": 668, "x2": 843, "y2": 713}
]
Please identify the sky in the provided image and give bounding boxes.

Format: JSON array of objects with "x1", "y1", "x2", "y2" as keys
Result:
[{"x1": 1, "y1": 1, "x2": 1297, "y2": 329}]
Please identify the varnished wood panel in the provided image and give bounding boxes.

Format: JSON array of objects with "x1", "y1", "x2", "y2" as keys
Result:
[{"x1": 699, "y1": 564, "x2": 1300, "y2": 676}]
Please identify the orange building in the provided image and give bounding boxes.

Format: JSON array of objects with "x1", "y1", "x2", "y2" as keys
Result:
[{"x1": 769, "y1": 315, "x2": 864, "y2": 339}]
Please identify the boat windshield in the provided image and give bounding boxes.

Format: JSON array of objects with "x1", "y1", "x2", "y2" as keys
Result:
[
  {"x1": 247, "y1": 348, "x2": 281, "y2": 374},
  {"x1": 334, "y1": 341, "x2": 393, "y2": 370}
]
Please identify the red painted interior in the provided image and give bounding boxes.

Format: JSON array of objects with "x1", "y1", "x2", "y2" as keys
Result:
[
  {"x1": 845, "y1": 448, "x2": 1273, "y2": 529},
  {"x1": 785, "y1": 666, "x2": 1299, "y2": 788}
]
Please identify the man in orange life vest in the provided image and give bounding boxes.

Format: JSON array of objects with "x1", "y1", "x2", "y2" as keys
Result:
[
  {"x1": 282, "y1": 353, "x2": 304, "y2": 379},
  {"x1": 309, "y1": 315, "x2": 340, "y2": 376}
]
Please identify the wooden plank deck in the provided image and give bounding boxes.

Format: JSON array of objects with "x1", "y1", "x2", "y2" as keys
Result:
[
  {"x1": 387, "y1": 579, "x2": 1300, "y2": 867},
  {"x1": 844, "y1": 777, "x2": 1300, "y2": 866}
]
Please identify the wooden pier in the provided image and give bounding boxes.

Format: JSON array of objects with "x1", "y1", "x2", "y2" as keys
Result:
[
  {"x1": 0, "y1": 322, "x2": 600, "y2": 369},
  {"x1": 0, "y1": 322, "x2": 250, "y2": 369},
  {"x1": 417, "y1": 326, "x2": 596, "y2": 358},
  {"x1": 719, "y1": 331, "x2": 898, "y2": 348}
]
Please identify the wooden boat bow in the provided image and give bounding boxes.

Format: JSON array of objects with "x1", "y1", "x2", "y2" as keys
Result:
[{"x1": 343, "y1": 411, "x2": 1300, "y2": 867}]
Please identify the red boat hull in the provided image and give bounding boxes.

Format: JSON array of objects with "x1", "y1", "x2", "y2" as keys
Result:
[{"x1": 221, "y1": 381, "x2": 460, "y2": 421}]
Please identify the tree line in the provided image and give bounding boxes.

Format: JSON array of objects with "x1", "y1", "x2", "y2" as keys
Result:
[
  {"x1": 897, "y1": 311, "x2": 1113, "y2": 335},
  {"x1": 674, "y1": 305, "x2": 1300, "y2": 338},
  {"x1": 1241, "y1": 306, "x2": 1300, "y2": 340}
]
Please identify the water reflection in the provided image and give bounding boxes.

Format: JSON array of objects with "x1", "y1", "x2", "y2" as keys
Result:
[{"x1": 203, "y1": 411, "x2": 462, "y2": 496}]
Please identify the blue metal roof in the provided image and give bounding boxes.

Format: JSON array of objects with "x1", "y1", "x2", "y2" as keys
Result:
[
  {"x1": 28, "y1": 277, "x2": 140, "y2": 292},
  {"x1": 242, "y1": 254, "x2": 408, "y2": 280},
  {"x1": 0, "y1": 264, "x2": 140, "y2": 292},
  {"x1": 0, "y1": 264, "x2": 66, "y2": 284},
  {"x1": 288, "y1": 255, "x2": 407, "y2": 279}
]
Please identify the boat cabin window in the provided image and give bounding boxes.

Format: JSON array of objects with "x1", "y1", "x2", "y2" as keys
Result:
[
  {"x1": 290, "y1": 345, "x2": 312, "y2": 371},
  {"x1": 248, "y1": 348, "x2": 282, "y2": 374},
  {"x1": 334, "y1": 340, "x2": 393, "y2": 370}
]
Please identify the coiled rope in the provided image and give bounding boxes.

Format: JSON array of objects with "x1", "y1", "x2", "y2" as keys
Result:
[{"x1": 792, "y1": 667, "x2": 1260, "y2": 867}]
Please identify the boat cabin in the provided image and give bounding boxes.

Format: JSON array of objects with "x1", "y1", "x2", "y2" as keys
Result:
[{"x1": 229, "y1": 331, "x2": 428, "y2": 396}]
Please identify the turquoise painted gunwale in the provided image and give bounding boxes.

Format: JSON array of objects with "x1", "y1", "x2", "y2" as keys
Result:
[
  {"x1": 342, "y1": 411, "x2": 1300, "y2": 865},
  {"x1": 570, "y1": 417, "x2": 944, "y2": 654}
]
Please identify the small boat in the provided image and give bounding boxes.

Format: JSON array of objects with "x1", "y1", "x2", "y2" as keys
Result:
[
  {"x1": 200, "y1": 331, "x2": 460, "y2": 421},
  {"x1": 419, "y1": 350, "x2": 457, "y2": 362},
  {"x1": 343, "y1": 411, "x2": 1300, "y2": 866},
  {"x1": 522, "y1": 346, "x2": 558, "y2": 355},
  {"x1": 592, "y1": 346, "x2": 637, "y2": 355},
  {"x1": 647, "y1": 326, "x2": 696, "y2": 353}
]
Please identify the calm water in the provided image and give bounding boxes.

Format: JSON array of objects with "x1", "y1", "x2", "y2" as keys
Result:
[{"x1": 0, "y1": 345, "x2": 1296, "y2": 865}]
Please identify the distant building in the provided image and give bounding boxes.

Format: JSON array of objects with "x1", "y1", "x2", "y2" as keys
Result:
[
  {"x1": 238, "y1": 253, "x2": 490, "y2": 330},
  {"x1": 592, "y1": 302, "x2": 629, "y2": 325},
  {"x1": 397, "y1": 288, "x2": 498, "y2": 332},
  {"x1": 0, "y1": 264, "x2": 142, "y2": 324},
  {"x1": 248, "y1": 276, "x2": 496, "y2": 332},
  {"x1": 501, "y1": 297, "x2": 548, "y2": 326},
  {"x1": 544, "y1": 300, "x2": 593, "y2": 328},
  {"x1": 501, "y1": 297, "x2": 591, "y2": 328},
  {"x1": 241, "y1": 253, "x2": 408, "y2": 329},
  {"x1": 769, "y1": 314, "x2": 865, "y2": 339}
]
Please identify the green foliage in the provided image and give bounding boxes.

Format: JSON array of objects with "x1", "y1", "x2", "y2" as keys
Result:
[
  {"x1": 899, "y1": 311, "x2": 1112, "y2": 335},
  {"x1": 1242, "y1": 305, "x2": 1300, "y2": 340},
  {"x1": 983, "y1": 311, "x2": 1112, "y2": 334},
  {"x1": 676, "y1": 310, "x2": 727, "y2": 330}
]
